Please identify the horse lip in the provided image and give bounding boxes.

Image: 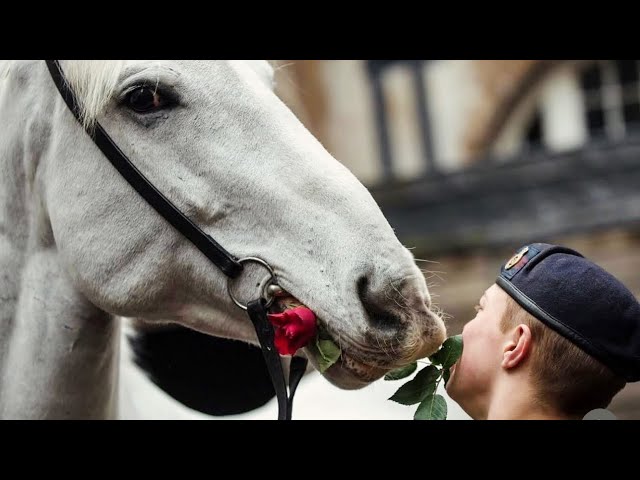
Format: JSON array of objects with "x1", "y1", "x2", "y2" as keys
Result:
[
  {"x1": 311, "y1": 347, "x2": 389, "y2": 387},
  {"x1": 304, "y1": 332, "x2": 390, "y2": 384},
  {"x1": 340, "y1": 350, "x2": 388, "y2": 378},
  {"x1": 269, "y1": 292, "x2": 305, "y2": 313}
]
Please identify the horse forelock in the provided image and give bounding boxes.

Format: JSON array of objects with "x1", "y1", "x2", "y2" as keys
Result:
[{"x1": 57, "y1": 60, "x2": 127, "y2": 129}]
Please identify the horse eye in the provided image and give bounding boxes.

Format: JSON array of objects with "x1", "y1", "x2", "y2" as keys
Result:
[{"x1": 126, "y1": 87, "x2": 164, "y2": 113}]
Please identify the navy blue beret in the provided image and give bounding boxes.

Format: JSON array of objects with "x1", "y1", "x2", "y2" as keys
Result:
[{"x1": 496, "y1": 243, "x2": 640, "y2": 382}]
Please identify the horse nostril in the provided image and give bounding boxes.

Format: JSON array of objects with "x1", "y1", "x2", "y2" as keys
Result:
[{"x1": 356, "y1": 275, "x2": 404, "y2": 331}]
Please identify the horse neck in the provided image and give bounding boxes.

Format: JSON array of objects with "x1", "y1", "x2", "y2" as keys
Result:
[
  {"x1": 0, "y1": 61, "x2": 121, "y2": 419},
  {"x1": 0, "y1": 61, "x2": 29, "y2": 351}
]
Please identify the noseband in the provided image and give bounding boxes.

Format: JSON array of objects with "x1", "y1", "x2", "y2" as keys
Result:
[{"x1": 45, "y1": 60, "x2": 307, "y2": 420}]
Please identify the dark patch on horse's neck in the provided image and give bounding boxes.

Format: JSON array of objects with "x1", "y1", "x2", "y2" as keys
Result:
[
  {"x1": 0, "y1": 61, "x2": 54, "y2": 260},
  {"x1": 129, "y1": 325, "x2": 276, "y2": 416},
  {"x1": 0, "y1": 62, "x2": 35, "y2": 360}
]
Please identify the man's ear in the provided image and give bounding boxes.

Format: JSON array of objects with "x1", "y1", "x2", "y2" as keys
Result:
[{"x1": 502, "y1": 324, "x2": 532, "y2": 369}]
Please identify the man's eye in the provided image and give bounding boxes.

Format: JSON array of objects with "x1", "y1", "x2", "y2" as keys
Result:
[{"x1": 474, "y1": 305, "x2": 481, "y2": 312}]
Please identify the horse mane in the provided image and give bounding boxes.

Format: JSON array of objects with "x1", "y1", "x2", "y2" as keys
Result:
[
  {"x1": 1, "y1": 60, "x2": 126, "y2": 129},
  {"x1": 58, "y1": 61, "x2": 126, "y2": 129}
]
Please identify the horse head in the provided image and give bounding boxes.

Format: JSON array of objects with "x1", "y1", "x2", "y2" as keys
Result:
[{"x1": 17, "y1": 60, "x2": 447, "y2": 393}]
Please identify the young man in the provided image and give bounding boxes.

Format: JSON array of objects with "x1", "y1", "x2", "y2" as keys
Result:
[{"x1": 445, "y1": 242, "x2": 640, "y2": 420}]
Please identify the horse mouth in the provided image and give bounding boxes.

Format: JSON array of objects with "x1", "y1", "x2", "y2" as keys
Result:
[
  {"x1": 270, "y1": 293, "x2": 389, "y2": 389},
  {"x1": 307, "y1": 341, "x2": 389, "y2": 388}
]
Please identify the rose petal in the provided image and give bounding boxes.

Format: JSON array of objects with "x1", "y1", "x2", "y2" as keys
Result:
[
  {"x1": 267, "y1": 311, "x2": 291, "y2": 327},
  {"x1": 292, "y1": 307, "x2": 317, "y2": 328},
  {"x1": 274, "y1": 328, "x2": 298, "y2": 356},
  {"x1": 267, "y1": 306, "x2": 318, "y2": 356}
]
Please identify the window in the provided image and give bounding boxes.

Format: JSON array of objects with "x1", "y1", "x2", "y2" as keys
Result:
[
  {"x1": 524, "y1": 108, "x2": 544, "y2": 151},
  {"x1": 580, "y1": 60, "x2": 640, "y2": 141}
]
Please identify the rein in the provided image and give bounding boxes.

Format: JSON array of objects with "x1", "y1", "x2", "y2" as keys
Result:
[{"x1": 45, "y1": 60, "x2": 307, "y2": 420}]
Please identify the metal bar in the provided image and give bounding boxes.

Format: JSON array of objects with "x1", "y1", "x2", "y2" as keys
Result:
[
  {"x1": 368, "y1": 62, "x2": 394, "y2": 183},
  {"x1": 410, "y1": 60, "x2": 439, "y2": 176},
  {"x1": 369, "y1": 139, "x2": 640, "y2": 254}
]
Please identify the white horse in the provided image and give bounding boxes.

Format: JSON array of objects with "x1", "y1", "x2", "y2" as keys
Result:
[{"x1": 0, "y1": 60, "x2": 447, "y2": 419}]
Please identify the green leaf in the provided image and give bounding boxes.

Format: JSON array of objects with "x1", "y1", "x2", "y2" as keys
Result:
[
  {"x1": 429, "y1": 334, "x2": 463, "y2": 369},
  {"x1": 414, "y1": 394, "x2": 448, "y2": 420},
  {"x1": 443, "y1": 367, "x2": 451, "y2": 386},
  {"x1": 315, "y1": 337, "x2": 341, "y2": 373},
  {"x1": 316, "y1": 325, "x2": 334, "y2": 341},
  {"x1": 388, "y1": 365, "x2": 440, "y2": 405},
  {"x1": 384, "y1": 362, "x2": 417, "y2": 381}
]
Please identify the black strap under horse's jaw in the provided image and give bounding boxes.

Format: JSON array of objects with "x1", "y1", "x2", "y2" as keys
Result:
[
  {"x1": 247, "y1": 299, "x2": 308, "y2": 420},
  {"x1": 45, "y1": 59, "x2": 307, "y2": 420}
]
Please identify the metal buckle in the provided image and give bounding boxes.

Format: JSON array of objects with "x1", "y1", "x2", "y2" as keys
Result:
[{"x1": 227, "y1": 257, "x2": 280, "y2": 311}]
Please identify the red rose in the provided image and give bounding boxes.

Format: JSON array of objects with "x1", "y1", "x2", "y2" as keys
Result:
[{"x1": 267, "y1": 306, "x2": 317, "y2": 356}]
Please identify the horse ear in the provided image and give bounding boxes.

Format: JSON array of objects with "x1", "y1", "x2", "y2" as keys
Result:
[{"x1": 127, "y1": 324, "x2": 276, "y2": 416}]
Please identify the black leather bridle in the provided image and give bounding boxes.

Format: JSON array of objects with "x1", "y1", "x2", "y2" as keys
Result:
[{"x1": 45, "y1": 60, "x2": 307, "y2": 420}]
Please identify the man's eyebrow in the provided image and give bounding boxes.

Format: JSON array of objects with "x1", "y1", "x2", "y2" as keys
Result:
[{"x1": 480, "y1": 293, "x2": 487, "y2": 305}]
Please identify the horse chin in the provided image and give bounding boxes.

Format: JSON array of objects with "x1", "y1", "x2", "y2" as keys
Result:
[{"x1": 303, "y1": 343, "x2": 388, "y2": 390}]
